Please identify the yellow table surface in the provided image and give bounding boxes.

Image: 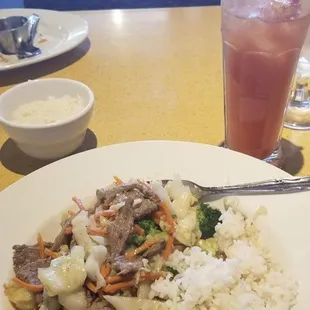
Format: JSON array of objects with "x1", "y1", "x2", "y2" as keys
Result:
[{"x1": 0, "y1": 6, "x2": 309, "y2": 191}]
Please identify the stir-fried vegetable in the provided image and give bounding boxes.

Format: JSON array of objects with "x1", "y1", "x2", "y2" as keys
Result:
[
  {"x1": 165, "y1": 266, "x2": 179, "y2": 277},
  {"x1": 196, "y1": 238, "x2": 219, "y2": 257},
  {"x1": 85, "y1": 245, "x2": 108, "y2": 289},
  {"x1": 7, "y1": 177, "x2": 219, "y2": 310},
  {"x1": 71, "y1": 211, "x2": 93, "y2": 256},
  {"x1": 89, "y1": 235, "x2": 109, "y2": 246},
  {"x1": 146, "y1": 231, "x2": 169, "y2": 242},
  {"x1": 138, "y1": 220, "x2": 160, "y2": 236},
  {"x1": 162, "y1": 234, "x2": 174, "y2": 260},
  {"x1": 159, "y1": 202, "x2": 175, "y2": 234},
  {"x1": 58, "y1": 288, "x2": 87, "y2": 310},
  {"x1": 103, "y1": 280, "x2": 134, "y2": 294},
  {"x1": 85, "y1": 279, "x2": 98, "y2": 293},
  {"x1": 134, "y1": 224, "x2": 145, "y2": 236},
  {"x1": 126, "y1": 239, "x2": 162, "y2": 258},
  {"x1": 150, "y1": 182, "x2": 172, "y2": 212},
  {"x1": 197, "y1": 203, "x2": 222, "y2": 239},
  {"x1": 11, "y1": 278, "x2": 43, "y2": 292},
  {"x1": 104, "y1": 296, "x2": 168, "y2": 310},
  {"x1": 175, "y1": 208, "x2": 199, "y2": 246},
  {"x1": 72, "y1": 196, "x2": 85, "y2": 211},
  {"x1": 39, "y1": 292, "x2": 60, "y2": 310},
  {"x1": 38, "y1": 246, "x2": 87, "y2": 296},
  {"x1": 4, "y1": 282, "x2": 36, "y2": 310},
  {"x1": 128, "y1": 233, "x2": 145, "y2": 247},
  {"x1": 37, "y1": 233, "x2": 45, "y2": 259},
  {"x1": 95, "y1": 209, "x2": 118, "y2": 219},
  {"x1": 106, "y1": 274, "x2": 133, "y2": 284},
  {"x1": 113, "y1": 176, "x2": 123, "y2": 184},
  {"x1": 44, "y1": 248, "x2": 60, "y2": 259},
  {"x1": 104, "y1": 272, "x2": 166, "y2": 294}
]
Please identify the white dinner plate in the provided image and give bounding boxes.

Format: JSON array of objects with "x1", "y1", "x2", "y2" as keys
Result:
[
  {"x1": 0, "y1": 9, "x2": 88, "y2": 71},
  {"x1": 0, "y1": 141, "x2": 309, "y2": 309}
]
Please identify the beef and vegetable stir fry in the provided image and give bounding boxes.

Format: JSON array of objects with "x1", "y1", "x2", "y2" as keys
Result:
[{"x1": 4, "y1": 177, "x2": 222, "y2": 310}]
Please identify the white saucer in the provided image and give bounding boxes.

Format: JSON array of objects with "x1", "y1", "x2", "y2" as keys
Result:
[{"x1": 0, "y1": 9, "x2": 88, "y2": 71}]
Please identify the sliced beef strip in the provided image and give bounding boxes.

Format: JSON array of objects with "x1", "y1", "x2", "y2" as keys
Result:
[
  {"x1": 13, "y1": 244, "x2": 41, "y2": 273},
  {"x1": 142, "y1": 240, "x2": 166, "y2": 258},
  {"x1": 132, "y1": 198, "x2": 158, "y2": 220},
  {"x1": 96, "y1": 183, "x2": 160, "y2": 210},
  {"x1": 12, "y1": 243, "x2": 51, "y2": 272},
  {"x1": 15, "y1": 258, "x2": 51, "y2": 285},
  {"x1": 112, "y1": 255, "x2": 144, "y2": 275},
  {"x1": 113, "y1": 190, "x2": 144, "y2": 205},
  {"x1": 96, "y1": 184, "x2": 137, "y2": 209},
  {"x1": 134, "y1": 183, "x2": 160, "y2": 202},
  {"x1": 107, "y1": 198, "x2": 134, "y2": 257},
  {"x1": 50, "y1": 213, "x2": 79, "y2": 252}
]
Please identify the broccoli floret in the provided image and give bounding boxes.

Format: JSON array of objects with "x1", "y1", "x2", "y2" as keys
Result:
[
  {"x1": 166, "y1": 266, "x2": 179, "y2": 277},
  {"x1": 197, "y1": 203, "x2": 222, "y2": 239},
  {"x1": 146, "y1": 231, "x2": 169, "y2": 241},
  {"x1": 138, "y1": 220, "x2": 160, "y2": 235},
  {"x1": 127, "y1": 233, "x2": 145, "y2": 246}
]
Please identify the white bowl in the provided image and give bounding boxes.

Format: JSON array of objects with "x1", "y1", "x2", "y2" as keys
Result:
[{"x1": 0, "y1": 78, "x2": 94, "y2": 160}]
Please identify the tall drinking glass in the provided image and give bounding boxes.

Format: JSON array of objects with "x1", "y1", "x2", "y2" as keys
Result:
[{"x1": 221, "y1": 0, "x2": 310, "y2": 166}]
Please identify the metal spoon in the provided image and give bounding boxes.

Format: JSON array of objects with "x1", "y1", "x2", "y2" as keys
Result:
[{"x1": 161, "y1": 176, "x2": 310, "y2": 199}]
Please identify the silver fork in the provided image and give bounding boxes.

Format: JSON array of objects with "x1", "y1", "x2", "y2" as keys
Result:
[{"x1": 161, "y1": 176, "x2": 310, "y2": 199}]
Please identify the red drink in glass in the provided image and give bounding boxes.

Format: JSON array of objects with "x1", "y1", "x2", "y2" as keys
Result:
[{"x1": 222, "y1": 0, "x2": 310, "y2": 162}]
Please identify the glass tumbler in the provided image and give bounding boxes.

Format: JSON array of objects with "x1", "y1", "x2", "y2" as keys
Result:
[
  {"x1": 284, "y1": 30, "x2": 310, "y2": 130},
  {"x1": 221, "y1": 0, "x2": 310, "y2": 166}
]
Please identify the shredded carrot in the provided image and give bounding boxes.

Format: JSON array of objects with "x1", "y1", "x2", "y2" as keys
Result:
[
  {"x1": 37, "y1": 233, "x2": 45, "y2": 259},
  {"x1": 160, "y1": 201, "x2": 175, "y2": 234},
  {"x1": 103, "y1": 272, "x2": 166, "y2": 294},
  {"x1": 94, "y1": 210, "x2": 118, "y2": 220},
  {"x1": 72, "y1": 196, "x2": 85, "y2": 211},
  {"x1": 125, "y1": 239, "x2": 161, "y2": 259},
  {"x1": 134, "y1": 224, "x2": 145, "y2": 236},
  {"x1": 65, "y1": 226, "x2": 73, "y2": 235},
  {"x1": 153, "y1": 211, "x2": 165, "y2": 218},
  {"x1": 88, "y1": 227, "x2": 108, "y2": 237},
  {"x1": 44, "y1": 248, "x2": 59, "y2": 259},
  {"x1": 100, "y1": 263, "x2": 111, "y2": 279},
  {"x1": 106, "y1": 274, "x2": 133, "y2": 284},
  {"x1": 12, "y1": 278, "x2": 43, "y2": 292},
  {"x1": 68, "y1": 210, "x2": 75, "y2": 217},
  {"x1": 153, "y1": 211, "x2": 166, "y2": 224},
  {"x1": 103, "y1": 280, "x2": 134, "y2": 294},
  {"x1": 140, "y1": 271, "x2": 166, "y2": 282},
  {"x1": 162, "y1": 234, "x2": 174, "y2": 260},
  {"x1": 113, "y1": 176, "x2": 123, "y2": 184},
  {"x1": 86, "y1": 279, "x2": 98, "y2": 293}
]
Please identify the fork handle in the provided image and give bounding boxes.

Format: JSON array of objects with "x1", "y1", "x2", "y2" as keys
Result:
[{"x1": 204, "y1": 176, "x2": 310, "y2": 195}]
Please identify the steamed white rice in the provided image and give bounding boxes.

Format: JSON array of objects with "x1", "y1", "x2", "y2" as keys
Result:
[
  {"x1": 11, "y1": 95, "x2": 85, "y2": 125},
  {"x1": 149, "y1": 200, "x2": 297, "y2": 310}
]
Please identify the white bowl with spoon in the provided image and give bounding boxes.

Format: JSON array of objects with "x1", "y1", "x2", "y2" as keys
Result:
[{"x1": 0, "y1": 78, "x2": 94, "y2": 159}]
